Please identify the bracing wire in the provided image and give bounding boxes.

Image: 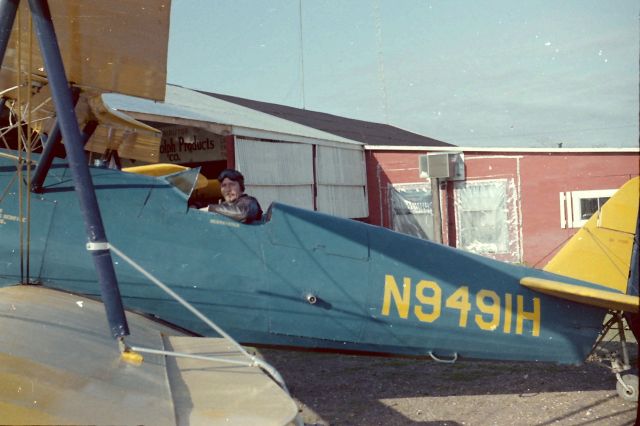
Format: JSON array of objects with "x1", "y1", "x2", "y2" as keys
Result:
[
  {"x1": 105, "y1": 242, "x2": 290, "y2": 394},
  {"x1": 4, "y1": 9, "x2": 45, "y2": 284},
  {"x1": 16, "y1": 7, "x2": 24, "y2": 284},
  {"x1": 24, "y1": 10, "x2": 35, "y2": 282}
]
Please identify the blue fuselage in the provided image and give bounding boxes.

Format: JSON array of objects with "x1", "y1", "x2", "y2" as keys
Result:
[{"x1": 0, "y1": 150, "x2": 608, "y2": 364}]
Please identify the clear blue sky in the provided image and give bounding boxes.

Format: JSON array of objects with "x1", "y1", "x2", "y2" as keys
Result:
[{"x1": 167, "y1": 0, "x2": 639, "y2": 148}]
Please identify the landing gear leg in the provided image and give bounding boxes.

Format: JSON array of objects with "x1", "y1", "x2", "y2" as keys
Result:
[{"x1": 590, "y1": 311, "x2": 638, "y2": 401}]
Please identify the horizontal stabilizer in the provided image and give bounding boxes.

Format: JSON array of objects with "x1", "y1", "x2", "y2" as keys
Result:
[{"x1": 520, "y1": 276, "x2": 639, "y2": 313}]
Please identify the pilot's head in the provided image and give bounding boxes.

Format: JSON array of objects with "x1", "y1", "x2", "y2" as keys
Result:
[{"x1": 218, "y1": 168, "x2": 245, "y2": 203}]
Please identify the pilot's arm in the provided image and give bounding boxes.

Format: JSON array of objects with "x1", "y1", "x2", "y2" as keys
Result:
[{"x1": 208, "y1": 195, "x2": 263, "y2": 223}]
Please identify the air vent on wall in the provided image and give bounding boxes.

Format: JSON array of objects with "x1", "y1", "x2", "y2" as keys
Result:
[{"x1": 419, "y1": 152, "x2": 465, "y2": 180}]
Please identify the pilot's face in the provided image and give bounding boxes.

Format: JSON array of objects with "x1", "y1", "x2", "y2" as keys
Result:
[{"x1": 220, "y1": 177, "x2": 242, "y2": 203}]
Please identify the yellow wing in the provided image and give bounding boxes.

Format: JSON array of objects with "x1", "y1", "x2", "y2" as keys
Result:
[
  {"x1": 123, "y1": 164, "x2": 209, "y2": 190},
  {"x1": 520, "y1": 277, "x2": 639, "y2": 313},
  {"x1": 0, "y1": 1, "x2": 170, "y2": 162}
]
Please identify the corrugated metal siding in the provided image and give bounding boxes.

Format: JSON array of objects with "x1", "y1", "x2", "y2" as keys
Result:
[
  {"x1": 235, "y1": 138, "x2": 314, "y2": 209},
  {"x1": 248, "y1": 186, "x2": 313, "y2": 211},
  {"x1": 316, "y1": 146, "x2": 368, "y2": 218},
  {"x1": 316, "y1": 146, "x2": 366, "y2": 185},
  {"x1": 317, "y1": 185, "x2": 368, "y2": 218},
  {"x1": 235, "y1": 138, "x2": 368, "y2": 217},
  {"x1": 235, "y1": 138, "x2": 313, "y2": 184}
]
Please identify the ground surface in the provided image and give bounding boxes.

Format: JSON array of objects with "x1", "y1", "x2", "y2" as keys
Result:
[{"x1": 257, "y1": 344, "x2": 638, "y2": 426}]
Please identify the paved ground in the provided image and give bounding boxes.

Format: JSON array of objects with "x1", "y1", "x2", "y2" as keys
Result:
[{"x1": 258, "y1": 344, "x2": 638, "y2": 426}]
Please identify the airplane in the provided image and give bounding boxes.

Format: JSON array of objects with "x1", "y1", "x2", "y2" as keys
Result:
[
  {"x1": 0, "y1": 1, "x2": 302, "y2": 423},
  {"x1": 1, "y1": 0, "x2": 638, "y2": 407},
  {"x1": 1, "y1": 148, "x2": 638, "y2": 398}
]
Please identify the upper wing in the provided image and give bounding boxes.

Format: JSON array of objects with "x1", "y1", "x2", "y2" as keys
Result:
[
  {"x1": 0, "y1": 0, "x2": 170, "y2": 101},
  {"x1": 0, "y1": 1, "x2": 171, "y2": 162}
]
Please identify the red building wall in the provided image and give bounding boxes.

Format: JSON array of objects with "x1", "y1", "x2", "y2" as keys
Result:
[
  {"x1": 517, "y1": 152, "x2": 639, "y2": 266},
  {"x1": 365, "y1": 149, "x2": 639, "y2": 266}
]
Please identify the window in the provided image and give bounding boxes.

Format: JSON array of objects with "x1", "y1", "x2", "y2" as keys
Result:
[
  {"x1": 454, "y1": 180, "x2": 509, "y2": 255},
  {"x1": 454, "y1": 178, "x2": 522, "y2": 262},
  {"x1": 388, "y1": 183, "x2": 434, "y2": 240},
  {"x1": 389, "y1": 178, "x2": 521, "y2": 262},
  {"x1": 579, "y1": 196, "x2": 610, "y2": 220},
  {"x1": 560, "y1": 189, "x2": 616, "y2": 228}
]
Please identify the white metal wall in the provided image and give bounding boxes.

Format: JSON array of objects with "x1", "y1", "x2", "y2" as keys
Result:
[
  {"x1": 316, "y1": 146, "x2": 368, "y2": 218},
  {"x1": 235, "y1": 138, "x2": 368, "y2": 218},
  {"x1": 235, "y1": 138, "x2": 314, "y2": 209}
]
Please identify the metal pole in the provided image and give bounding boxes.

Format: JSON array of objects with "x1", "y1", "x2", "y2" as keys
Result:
[
  {"x1": 28, "y1": 0, "x2": 129, "y2": 338},
  {"x1": 30, "y1": 119, "x2": 60, "y2": 191},
  {"x1": 0, "y1": 0, "x2": 19, "y2": 64},
  {"x1": 431, "y1": 178, "x2": 442, "y2": 243},
  {"x1": 31, "y1": 88, "x2": 80, "y2": 192}
]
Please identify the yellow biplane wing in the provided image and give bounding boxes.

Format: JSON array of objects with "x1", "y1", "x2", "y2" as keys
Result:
[
  {"x1": 0, "y1": 0, "x2": 169, "y2": 100},
  {"x1": 0, "y1": 0, "x2": 170, "y2": 162},
  {"x1": 123, "y1": 163, "x2": 210, "y2": 190}
]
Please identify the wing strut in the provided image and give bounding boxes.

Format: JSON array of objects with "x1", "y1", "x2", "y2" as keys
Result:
[
  {"x1": 0, "y1": 0, "x2": 130, "y2": 339},
  {"x1": 0, "y1": 1, "x2": 18, "y2": 59},
  {"x1": 30, "y1": 88, "x2": 78, "y2": 192}
]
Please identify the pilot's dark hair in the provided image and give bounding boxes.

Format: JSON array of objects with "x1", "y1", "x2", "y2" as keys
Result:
[{"x1": 218, "y1": 168, "x2": 245, "y2": 191}]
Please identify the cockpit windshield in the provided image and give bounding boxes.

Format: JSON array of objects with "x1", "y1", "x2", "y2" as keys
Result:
[{"x1": 162, "y1": 166, "x2": 202, "y2": 199}]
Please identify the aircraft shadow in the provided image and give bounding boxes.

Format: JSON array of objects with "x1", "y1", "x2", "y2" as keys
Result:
[{"x1": 258, "y1": 345, "x2": 638, "y2": 425}]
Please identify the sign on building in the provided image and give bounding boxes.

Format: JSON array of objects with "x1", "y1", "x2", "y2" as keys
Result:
[{"x1": 159, "y1": 126, "x2": 226, "y2": 164}]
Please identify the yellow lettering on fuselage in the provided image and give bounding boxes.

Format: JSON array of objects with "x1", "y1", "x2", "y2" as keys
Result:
[
  {"x1": 380, "y1": 274, "x2": 542, "y2": 338},
  {"x1": 445, "y1": 286, "x2": 471, "y2": 327},
  {"x1": 503, "y1": 293, "x2": 513, "y2": 333},
  {"x1": 382, "y1": 275, "x2": 411, "y2": 319},
  {"x1": 475, "y1": 289, "x2": 500, "y2": 331},
  {"x1": 414, "y1": 280, "x2": 441, "y2": 322},
  {"x1": 516, "y1": 295, "x2": 541, "y2": 336}
]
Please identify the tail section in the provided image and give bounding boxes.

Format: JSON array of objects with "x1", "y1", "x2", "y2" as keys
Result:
[
  {"x1": 544, "y1": 177, "x2": 639, "y2": 295},
  {"x1": 626, "y1": 211, "x2": 640, "y2": 297},
  {"x1": 624, "y1": 210, "x2": 640, "y2": 337}
]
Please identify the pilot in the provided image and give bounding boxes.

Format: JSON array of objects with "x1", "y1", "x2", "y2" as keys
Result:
[{"x1": 206, "y1": 168, "x2": 263, "y2": 223}]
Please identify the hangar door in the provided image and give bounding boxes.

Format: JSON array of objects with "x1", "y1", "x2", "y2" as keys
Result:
[
  {"x1": 235, "y1": 138, "x2": 368, "y2": 218},
  {"x1": 316, "y1": 145, "x2": 368, "y2": 218},
  {"x1": 235, "y1": 138, "x2": 314, "y2": 210}
]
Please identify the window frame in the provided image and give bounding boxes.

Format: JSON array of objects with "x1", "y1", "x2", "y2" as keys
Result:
[
  {"x1": 453, "y1": 179, "x2": 511, "y2": 256},
  {"x1": 560, "y1": 188, "x2": 616, "y2": 228}
]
